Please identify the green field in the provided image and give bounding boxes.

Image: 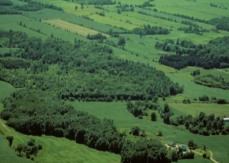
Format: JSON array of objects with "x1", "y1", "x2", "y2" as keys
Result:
[{"x1": 0, "y1": 81, "x2": 15, "y2": 101}]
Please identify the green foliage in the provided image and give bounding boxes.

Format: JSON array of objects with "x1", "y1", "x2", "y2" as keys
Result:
[
  {"x1": 130, "y1": 126, "x2": 140, "y2": 136},
  {"x1": 0, "y1": 30, "x2": 183, "y2": 101},
  {"x1": 171, "y1": 112, "x2": 227, "y2": 135},
  {"x1": 194, "y1": 74, "x2": 229, "y2": 91},
  {"x1": 132, "y1": 25, "x2": 170, "y2": 35},
  {"x1": 6, "y1": 135, "x2": 13, "y2": 146},
  {"x1": 209, "y1": 17, "x2": 229, "y2": 31},
  {"x1": 158, "y1": 36, "x2": 229, "y2": 69},
  {"x1": 121, "y1": 139, "x2": 170, "y2": 163},
  {"x1": 151, "y1": 112, "x2": 157, "y2": 121},
  {"x1": 191, "y1": 69, "x2": 200, "y2": 76},
  {"x1": 87, "y1": 33, "x2": 106, "y2": 41}
]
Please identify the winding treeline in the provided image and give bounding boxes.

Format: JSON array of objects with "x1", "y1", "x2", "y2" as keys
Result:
[
  {"x1": 157, "y1": 36, "x2": 229, "y2": 69},
  {"x1": 0, "y1": 30, "x2": 183, "y2": 101}
]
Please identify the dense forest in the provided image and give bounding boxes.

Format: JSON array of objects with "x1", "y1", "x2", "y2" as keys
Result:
[
  {"x1": 157, "y1": 36, "x2": 229, "y2": 69},
  {"x1": 0, "y1": 30, "x2": 183, "y2": 102},
  {"x1": 209, "y1": 17, "x2": 229, "y2": 31}
]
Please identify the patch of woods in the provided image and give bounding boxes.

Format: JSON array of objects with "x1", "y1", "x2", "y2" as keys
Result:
[
  {"x1": 126, "y1": 100, "x2": 160, "y2": 119},
  {"x1": 6, "y1": 136, "x2": 42, "y2": 161},
  {"x1": 1, "y1": 90, "x2": 174, "y2": 163},
  {"x1": 0, "y1": 0, "x2": 63, "y2": 14},
  {"x1": 132, "y1": 25, "x2": 170, "y2": 36},
  {"x1": 178, "y1": 22, "x2": 209, "y2": 35},
  {"x1": 190, "y1": 69, "x2": 229, "y2": 93},
  {"x1": 157, "y1": 36, "x2": 229, "y2": 69},
  {"x1": 209, "y1": 17, "x2": 229, "y2": 31},
  {"x1": 0, "y1": 30, "x2": 183, "y2": 102}
]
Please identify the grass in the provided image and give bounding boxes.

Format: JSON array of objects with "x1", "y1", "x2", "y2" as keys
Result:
[
  {"x1": 0, "y1": 134, "x2": 33, "y2": 163},
  {"x1": 43, "y1": 19, "x2": 109, "y2": 37},
  {"x1": 0, "y1": 118, "x2": 121, "y2": 163},
  {"x1": 0, "y1": 81, "x2": 15, "y2": 101},
  {"x1": 169, "y1": 103, "x2": 229, "y2": 117}
]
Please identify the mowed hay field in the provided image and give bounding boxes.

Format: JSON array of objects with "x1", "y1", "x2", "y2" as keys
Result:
[{"x1": 43, "y1": 19, "x2": 109, "y2": 37}]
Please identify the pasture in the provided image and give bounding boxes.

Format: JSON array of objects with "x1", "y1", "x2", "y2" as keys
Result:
[
  {"x1": 169, "y1": 103, "x2": 229, "y2": 117},
  {"x1": 43, "y1": 19, "x2": 109, "y2": 37}
]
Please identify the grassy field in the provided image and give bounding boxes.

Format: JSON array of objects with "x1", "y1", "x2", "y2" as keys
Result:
[
  {"x1": 0, "y1": 134, "x2": 33, "y2": 163},
  {"x1": 169, "y1": 103, "x2": 229, "y2": 117},
  {"x1": 43, "y1": 19, "x2": 109, "y2": 37}
]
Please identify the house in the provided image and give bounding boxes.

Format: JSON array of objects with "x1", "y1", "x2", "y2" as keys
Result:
[
  {"x1": 167, "y1": 141, "x2": 176, "y2": 147},
  {"x1": 179, "y1": 145, "x2": 187, "y2": 153},
  {"x1": 223, "y1": 118, "x2": 229, "y2": 122}
]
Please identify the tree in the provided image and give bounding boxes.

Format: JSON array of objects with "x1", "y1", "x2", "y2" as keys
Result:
[
  {"x1": 188, "y1": 140, "x2": 195, "y2": 149},
  {"x1": 151, "y1": 112, "x2": 157, "y2": 121},
  {"x1": 131, "y1": 126, "x2": 140, "y2": 136},
  {"x1": 118, "y1": 37, "x2": 126, "y2": 46},
  {"x1": 16, "y1": 144, "x2": 23, "y2": 156},
  {"x1": 75, "y1": 6, "x2": 78, "y2": 10},
  {"x1": 203, "y1": 145, "x2": 206, "y2": 151},
  {"x1": 6, "y1": 136, "x2": 14, "y2": 147}
]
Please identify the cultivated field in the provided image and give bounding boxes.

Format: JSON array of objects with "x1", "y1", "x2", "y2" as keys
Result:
[{"x1": 43, "y1": 19, "x2": 109, "y2": 37}]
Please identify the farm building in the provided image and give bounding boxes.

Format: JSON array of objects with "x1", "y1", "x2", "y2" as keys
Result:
[
  {"x1": 167, "y1": 141, "x2": 176, "y2": 147},
  {"x1": 179, "y1": 145, "x2": 187, "y2": 153},
  {"x1": 223, "y1": 118, "x2": 229, "y2": 122}
]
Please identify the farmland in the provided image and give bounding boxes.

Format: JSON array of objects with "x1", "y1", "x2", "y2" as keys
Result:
[
  {"x1": 43, "y1": 19, "x2": 109, "y2": 37},
  {"x1": 1, "y1": 0, "x2": 229, "y2": 163}
]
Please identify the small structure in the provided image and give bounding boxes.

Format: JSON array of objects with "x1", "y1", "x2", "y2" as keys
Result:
[
  {"x1": 167, "y1": 141, "x2": 176, "y2": 147},
  {"x1": 179, "y1": 145, "x2": 187, "y2": 153},
  {"x1": 223, "y1": 118, "x2": 229, "y2": 122}
]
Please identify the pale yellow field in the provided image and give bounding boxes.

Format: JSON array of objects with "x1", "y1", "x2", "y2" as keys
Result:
[{"x1": 43, "y1": 19, "x2": 109, "y2": 37}]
